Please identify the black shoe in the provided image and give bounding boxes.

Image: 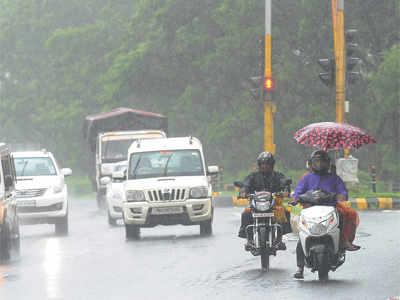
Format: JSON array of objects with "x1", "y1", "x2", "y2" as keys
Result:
[
  {"x1": 244, "y1": 242, "x2": 252, "y2": 251},
  {"x1": 294, "y1": 270, "x2": 304, "y2": 279},
  {"x1": 238, "y1": 227, "x2": 246, "y2": 238},
  {"x1": 276, "y1": 241, "x2": 287, "y2": 251}
]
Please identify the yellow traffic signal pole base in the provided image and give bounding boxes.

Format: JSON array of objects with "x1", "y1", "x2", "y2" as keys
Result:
[{"x1": 264, "y1": 101, "x2": 276, "y2": 154}]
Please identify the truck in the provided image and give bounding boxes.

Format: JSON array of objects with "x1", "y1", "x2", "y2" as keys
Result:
[{"x1": 83, "y1": 107, "x2": 168, "y2": 209}]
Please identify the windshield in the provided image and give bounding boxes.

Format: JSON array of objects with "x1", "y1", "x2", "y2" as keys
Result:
[
  {"x1": 101, "y1": 139, "x2": 136, "y2": 163},
  {"x1": 128, "y1": 150, "x2": 204, "y2": 179},
  {"x1": 14, "y1": 157, "x2": 57, "y2": 176}
]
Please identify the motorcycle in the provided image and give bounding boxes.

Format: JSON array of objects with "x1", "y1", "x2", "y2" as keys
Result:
[
  {"x1": 294, "y1": 189, "x2": 346, "y2": 280},
  {"x1": 234, "y1": 179, "x2": 291, "y2": 271}
]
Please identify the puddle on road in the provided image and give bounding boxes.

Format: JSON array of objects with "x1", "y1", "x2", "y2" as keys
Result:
[{"x1": 184, "y1": 259, "x2": 297, "y2": 293}]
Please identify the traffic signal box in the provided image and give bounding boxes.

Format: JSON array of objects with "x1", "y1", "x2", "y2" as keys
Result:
[{"x1": 345, "y1": 29, "x2": 361, "y2": 84}]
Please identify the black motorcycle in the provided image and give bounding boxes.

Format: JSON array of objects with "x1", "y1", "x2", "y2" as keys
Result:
[{"x1": 234, "y1": 179, "x2": 291, "y2": 271}]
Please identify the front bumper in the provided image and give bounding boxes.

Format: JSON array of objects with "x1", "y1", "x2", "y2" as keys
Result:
[
  {"x1": 16, "y1": 192, "x2": 68, "y2": 224},
  {"x1": 107, "y1": 196, "x2": 123, "y2": 219},
  {"x1": 123, "y1": 198, "x2": 213, "y2": 226}
]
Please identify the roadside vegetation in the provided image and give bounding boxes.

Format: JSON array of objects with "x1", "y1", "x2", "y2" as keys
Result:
[{"x1": 0, "y1": 1, "x2": 398, "y2": 189}]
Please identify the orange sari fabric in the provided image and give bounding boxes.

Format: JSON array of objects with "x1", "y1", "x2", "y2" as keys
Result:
[{"x1": 336, "y1": 202, "x2": 360, "y2": 243}]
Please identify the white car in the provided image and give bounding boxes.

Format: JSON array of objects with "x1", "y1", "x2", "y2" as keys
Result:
[
  {"x1": 100, "y1": 161, "x2": 127, "y2": 226},
  {"x1": 13, "y1": 150, "x2": 72, "y2": 235},
  {"x1": 122, "y1": 137, "x2": 219, "y2": 239}
]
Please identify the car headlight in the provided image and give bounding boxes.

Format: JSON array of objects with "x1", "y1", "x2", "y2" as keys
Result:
[
  {"x1": 126, "y1": 190, "x2": 146, "y2": 202},
  {"x1": 53, "y1": 185, "x2": 63, "y2": 193},
  {"x1": 190, "y1": 186, "x2": 208, "y2": 199},
  {"x1": 255, "y1": 201, "x2": 271, "y2": 211},
  {"x1": 101, "y1": 165, "x2": 113, "y2": 175},
  {"x1": 112, "y1": 191, "x2": 123, "y2": 200}
]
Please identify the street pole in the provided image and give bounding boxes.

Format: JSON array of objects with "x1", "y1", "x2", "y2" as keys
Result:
[
  {"x1": 264, "y1": 0, "x2": 276, "y2": 154},
  {"x1": 332, "y1": 0, "x2": 345, "y2": 124},
  {"x1": 332, "y1": 0, "x2": 349, "y2": 158}
]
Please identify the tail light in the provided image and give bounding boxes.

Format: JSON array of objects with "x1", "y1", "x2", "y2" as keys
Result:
[{"x1": 0, "y1": 203, "x2": 5, "y2": 224}]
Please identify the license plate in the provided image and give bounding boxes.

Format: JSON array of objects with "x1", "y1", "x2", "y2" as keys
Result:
[
  {"x1": 252, "y1": 212, "x2": 274, "y2": 218},
  {"x1": 152, "y1": 206, "x2": 183, "y2": 215},
  {"x1": 17, "y1": 200, "x2": 36, "y2": 207}
]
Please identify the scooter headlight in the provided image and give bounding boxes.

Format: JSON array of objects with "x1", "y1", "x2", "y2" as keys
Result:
[{"x1": 309, "y1": 223, "x2": 327, "y2": 235}]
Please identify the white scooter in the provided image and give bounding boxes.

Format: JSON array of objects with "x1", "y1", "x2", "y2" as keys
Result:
[{"x1": 296, "y1": 190, "x2": 346, "y2": 280}]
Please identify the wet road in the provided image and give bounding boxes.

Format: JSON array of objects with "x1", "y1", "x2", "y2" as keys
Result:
[{"x1": 0, "y1": 197, "x2": 399, "y2": 300}]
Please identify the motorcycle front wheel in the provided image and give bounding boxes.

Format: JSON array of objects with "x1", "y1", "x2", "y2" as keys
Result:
[{"x1": 259, "y1": 227, "x2": 269, "y2": 271}]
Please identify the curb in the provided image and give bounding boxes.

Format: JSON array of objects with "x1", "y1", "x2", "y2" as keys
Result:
[{"x1": 214, "y1": 196, "x2": 400, "y2": 210}]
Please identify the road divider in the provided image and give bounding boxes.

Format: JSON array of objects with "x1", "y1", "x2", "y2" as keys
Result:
[{"x1": 214, "y1": 196, "x2": 400, "y2": 210}]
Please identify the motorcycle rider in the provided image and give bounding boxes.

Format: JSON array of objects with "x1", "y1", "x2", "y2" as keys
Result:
[
  {"x1": 238, "y1": 151, "x2": 290, "y2": 250},
  {"x1": 290, "y1": 150, "x2": 360, "y2": 279}
]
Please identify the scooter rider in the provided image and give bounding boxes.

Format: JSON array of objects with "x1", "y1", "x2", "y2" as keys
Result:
[
  {"x1": 238, "y1": 151, "x2": 290, "y2": 250},
  {"x1": 290, "y1": 150, "x2": 360, "y2": 279}
]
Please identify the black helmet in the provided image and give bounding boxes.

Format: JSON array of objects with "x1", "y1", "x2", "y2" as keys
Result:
[
  {"x1": 310, "y1": 150, "x2": 330, "y2": 174},
  {"x1": 257, "y1": 152, "x2": 275, "y2": 168}
]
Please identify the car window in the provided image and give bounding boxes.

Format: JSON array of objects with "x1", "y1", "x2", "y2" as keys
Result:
[
  {"x1": 128, "y1": 150, "x2": 204, "y2": 179},
  {"x1": 14, "y1": 157, "x2": 57, "y2": 176}
]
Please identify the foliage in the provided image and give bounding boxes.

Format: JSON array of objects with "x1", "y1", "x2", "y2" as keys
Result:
[{"x1": 0, "y1": 0, "x2": 398, "y2": 190}]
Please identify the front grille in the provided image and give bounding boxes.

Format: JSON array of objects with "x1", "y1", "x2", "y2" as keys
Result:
[
  {"x1": 17, "y1": 202, "x2": 63, "y2": 213},
  {"x1": 147, "y1": 189, "x2": 186, "y2": 201},
  {"x1": 16, "y1": 188, "x2": 47, "y2": 198}
]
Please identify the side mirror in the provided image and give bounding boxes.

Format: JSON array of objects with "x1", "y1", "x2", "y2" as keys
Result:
[
  {"x1": 207, "y1": 165, "x2": 219, "y2": 175},
  {"x1": 61, "y1": 168, "x2": 72, "y2": 177},
  {"x1": 112, "y1": 171, "x2": 126, "y2": 180},
  {"x1": 100, "y1": 176, "x2": 111, "y2": 185},
  {"x1": 4, "y1": 174, "x2": 13, "y2": 188},
  {"x1": 233, "y1": 181, "x2": 243, "y2": 188}
]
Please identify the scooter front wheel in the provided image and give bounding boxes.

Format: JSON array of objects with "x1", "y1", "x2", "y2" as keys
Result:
[{"x1": 317, "y1": 252, "x2": 329, "y2": 280}]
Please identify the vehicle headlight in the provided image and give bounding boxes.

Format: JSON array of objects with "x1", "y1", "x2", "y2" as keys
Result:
[
  {"x1": 190, "y1": 186, "x2": 208, "y2": 199},
  {"x1": 112, "y1": 191, "x2": 123, "y2": 200},
  {"x1": 310, "y1": 223, "x2": 327, "y2": 236},
  {"x1": 255, "y1": 201, "x2": 271, "y2": 211},
  {"x1": 53, "y1": 185, "x2": 63, "y2": 193},
  {"x1": 126, "y1": 190, "x2": 146, "y2": 202},
  {"x1": 101, "y1": 165, "x2": 113, "y2": 175}
]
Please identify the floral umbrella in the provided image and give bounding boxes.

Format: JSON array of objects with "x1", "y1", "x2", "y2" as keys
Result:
[{"x1": 294, "y1": 122, "x2": 376, "y2": 151}]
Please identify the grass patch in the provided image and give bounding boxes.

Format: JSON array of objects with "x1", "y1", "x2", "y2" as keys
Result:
[{"x1": 65, "y1": 174, "x2": 94, "y2": 197}]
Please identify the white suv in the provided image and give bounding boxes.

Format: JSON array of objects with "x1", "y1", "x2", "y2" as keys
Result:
[
  {"x1": 13, "y1": 150, "x2": 72, "y2": 235},
  {"x1": 121, "y1": 137, "x2": 218, "y2": 239},
  {"x1": 100, "y1": 160, "x2": 127, "y2": 226}
]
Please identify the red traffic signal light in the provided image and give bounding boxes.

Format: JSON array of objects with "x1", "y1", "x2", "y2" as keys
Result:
[{"x1": 264, "y1": 77, "x2": 275, "y2": 91}]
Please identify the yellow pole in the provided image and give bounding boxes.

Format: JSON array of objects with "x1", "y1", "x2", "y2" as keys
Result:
[
  {"x1": 335, "y1": 0, "x2": 345, "y2": 124},
  {"x1": 264, "y1": 0, "x2": 275, "y2": 154},
  {"x1": 335, "y1": 0, "x2": 349, "y2": 157}
]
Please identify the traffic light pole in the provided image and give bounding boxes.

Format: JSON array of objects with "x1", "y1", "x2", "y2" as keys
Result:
[
  {"x1": 264, "y1": 0, "x2": 276, "y2": 154},
  {"x1": 332, "y1": 0, "x2": 345, "y2": 124}
]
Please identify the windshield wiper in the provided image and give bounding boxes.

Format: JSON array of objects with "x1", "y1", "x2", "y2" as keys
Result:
[
  {"x1": 20, "y1": 161, "x2": 28, "y2": 176},
  {"x1": 163, "y1": 154, "x2": 173, "y2": 176},
  {"x1": 131, "y1": 156, "x2": 141, "y2": 179}
]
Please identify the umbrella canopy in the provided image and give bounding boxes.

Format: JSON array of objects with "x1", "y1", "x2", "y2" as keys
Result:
[{"x1": 294, "y1": 122, "x2": 376, "y2": 151}]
